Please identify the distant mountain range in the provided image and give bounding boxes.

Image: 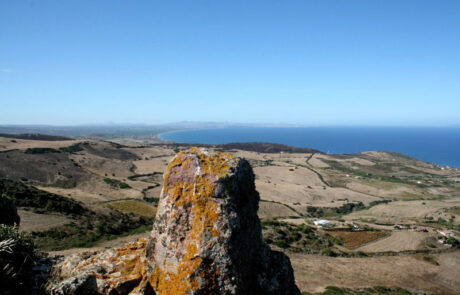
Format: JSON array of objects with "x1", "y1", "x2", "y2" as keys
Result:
[{"x1": 0, "y1": 122, "x2": 304, "y2": 138}]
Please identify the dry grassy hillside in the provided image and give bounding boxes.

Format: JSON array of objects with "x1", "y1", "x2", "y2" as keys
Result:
[{"x1": 0, "y1": 136, "x2": 459, "y2": 294}]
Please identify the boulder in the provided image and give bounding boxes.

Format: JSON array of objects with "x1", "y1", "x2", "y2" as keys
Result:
[
  {"x1": 50, "y1": 273, "x2": 98, "y2": 295},
  {"x1": 51, "y1": 148, "x2": 300, "y2": 295},
  {"x1": 52, "y1": 239, "x2": 149, "y2": 294}
]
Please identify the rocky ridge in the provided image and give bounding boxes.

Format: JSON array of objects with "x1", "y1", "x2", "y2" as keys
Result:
[{"x1": 51, "y1": 148, "x2": 300, "y2": 295}]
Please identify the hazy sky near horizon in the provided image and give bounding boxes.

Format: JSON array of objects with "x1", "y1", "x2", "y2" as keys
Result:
[{"x1": 1, "y1": 1, "x2": 459, "y2": 126}]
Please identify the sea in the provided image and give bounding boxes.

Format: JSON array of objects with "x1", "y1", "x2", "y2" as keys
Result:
[{"x1": 159, "y1": 126, "x2": 460, "y2": 168}]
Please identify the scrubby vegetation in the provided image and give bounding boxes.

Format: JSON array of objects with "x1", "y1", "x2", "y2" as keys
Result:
[
  {"x1": 127, "y1": 172, "x2": 161, "y2": 181},
  {"x1": 0, "y1": 178, "x2": 85, "y2": 215},
  {"x1": 261, "y1": 220, "x2": 396, "y2": 256},
  {"x1": 0, "y1": 178, "x2": 152, "y2": 250},
  {"x1": 422, "y1": 215, "x2": 460, "y2": 232},
  {"x1": 24, "y1": 147, "x2": 61, "y2": 154},
  {"x1": 0, "y1": 194, "x2": 20, "y2": 226},
  {"x1": 307, "y1": 202, "x2": 365, "y2": 217},
  {"x1": 142, "y1": 195, "x2": 160, "y2": 205},
  {"x1": 262, "y1": 220, "x2": 339, "y2": 253},
  {"x1": 307, "y1": 200, "x2": 392, "y2": 218},
  {"x1": 321, "y1": 156, "x2": 456, "y2": 190},
  {"x1": 248, "y1": 159, "x2": 277, "y2": 167},
  {"x1": 0, "y1": 225, "x2": 38, "y2": 294},
  {"x1": 447, "y1": 236, "x2": 460, "y2": 248},
  {"x1": 58, "y1": 143, "x2": 84, "y2": 153},
  {"x1": 422, "y1": 255, "x2": 439, "y2": 266},
  {"x1": 322, "y1": 159, "x2": 415, "y2": 186},
  {"x1": 103, "y1": 178, "x2": 131, "y2": 189},
  {"x1": 0, "y1": 133, "x2": 71, "y2": 141},
  {"x1": 217, "y1": 142, "x2": 321, "y2": 154},
  {"x1": 31, "y1": 212, "x2": 152, "y2": 250}
]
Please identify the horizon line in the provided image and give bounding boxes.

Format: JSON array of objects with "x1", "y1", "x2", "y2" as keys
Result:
[{"x1": 1, "y1": 122, "x2": 460, "y2": 128}]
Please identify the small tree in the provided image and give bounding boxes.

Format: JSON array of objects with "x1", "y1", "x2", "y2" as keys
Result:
[{"x1": 447, "y1": 237, "x2": 459, "y2": 248}]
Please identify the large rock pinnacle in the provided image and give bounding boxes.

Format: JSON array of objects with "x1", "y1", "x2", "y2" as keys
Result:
[
  {"x1": 145, "y1": 148, "x2": 300, "y2": 295},
  {"x1": 51, "y1": 148, "x2": 301, "y2": 295}
]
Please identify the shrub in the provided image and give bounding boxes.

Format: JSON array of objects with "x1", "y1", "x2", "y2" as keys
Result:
[
  {"x1": 0, "y1": 178, "x2": 86, "y2": 215},
  {"x1": 321, "y1": 248, "x2": 337, "y2": 257},
  {"x1": 323, "y1": 286, "x2": 346, "y2": 294},
  {"x1": 59, "y1": 143, "x2": 84, "y2": 153},
  {"x1": 274, "y1": 239, "x2": 289, "y2": 249},
  {"x1": 447, "y1": 237, "x2": 459, "y2": 248},
  {"x1": 0, "y1": 225, "x2": 37, "y2": 294},
  {"x1": 143, "y1": 196, "x2": 160, "y2": 205},
  {"x1": 423, "y1": 255, "x2": 439, "y2": 266},
  {"x1": 32, "y1": 211, "x2": 152, "y2": 251},
  {"x1": 0, "y1": 194, "x2": 20, "y2": 226},
  {"x1": 335, "y1": 202, "x2": 365, "y2": 214},
  {"x1": 24, "y1": 147, "x2": 61, "y2": 154},
  {"x1": 104, "y1": 178, "x2": 131, "y2": 189}
]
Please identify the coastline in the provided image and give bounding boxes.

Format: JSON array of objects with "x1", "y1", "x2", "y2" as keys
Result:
[
  {"x1": 154, "y1": 126, "x2": 460, "y2": 168},
  {"x1": 157, "y1": 127, "x2": 219, "y2": 143},
  {"x1": 154, "y1": 133, "x2": 173, "y2": 144}
]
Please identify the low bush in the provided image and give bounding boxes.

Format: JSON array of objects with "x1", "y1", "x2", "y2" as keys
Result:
[
  {"x1": 0, "y1": 225, "x2": 38, "y2": 294},
  {"x1": 103, "y1": 178, "x2": 131, "y2": 189},
  {"x1": 58, "y1": 143, "x2": 84, "y2": 153},
  {"x1": 0, "y1": 178, "x2": 86, "y2": 216},
  {"x1": 262, "y1": 221, "x2": 336, "y2": 253},
  {"x1": 447, "y1": 237, "x2": 459, "y2": 248},
  {"x1": 0, "y1": 194, "x2": 20, "y2": 226},
  {"x1": 321, "y1": 248, "x2": 337, "y2": 257},
  {"x1": 307, "y1": 202, "x2": 366, "y2": 218},
  {"x1": 423, "y1": 255, "x2": 439, "y2": 266},
  {"x1": 24, "y1": 148, "x2": 60, "y2": 154},
  {"x1": 32, "y1": 211, "x2": 152, "y2": 251}
]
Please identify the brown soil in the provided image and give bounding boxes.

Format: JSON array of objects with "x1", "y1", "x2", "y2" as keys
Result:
[
  {"x1": 289, "y1": 251, "x2": 460, "y2": 294},
  {"x1": 328, "y1": 230, "x2": 389, "y2": 249}
]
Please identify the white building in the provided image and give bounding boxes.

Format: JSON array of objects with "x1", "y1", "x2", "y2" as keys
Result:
[
  {"x1": 314, "y1": 219, "x2": 331, "y2": 227},
  {"x1": 438, "y1": 230, "x2": 454, "y2": 237}
]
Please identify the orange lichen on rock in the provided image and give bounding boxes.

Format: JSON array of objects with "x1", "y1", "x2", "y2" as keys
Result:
[
  {"x1": 51, "y1": 148, "x2": 301, "y2": 295},
  {"x1": 54, "y1": 239, "x2": 149, "y2": 294},
  {"x1": 148, "y1": 148, "x2": 234, "y2": 295}
]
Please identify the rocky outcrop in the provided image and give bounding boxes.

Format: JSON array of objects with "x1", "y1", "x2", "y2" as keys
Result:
[
  {"x1": 52, "y1": 239, "x2": 150, "y2": 294},
  {"x1": 50, "y1": 273, "x2": 98, "y2": 295},
  {"x1": 51, "y1": 148, "x2": 300, "y2": 295}
]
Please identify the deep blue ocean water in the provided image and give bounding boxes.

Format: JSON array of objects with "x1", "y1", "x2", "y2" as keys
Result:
[{"x1": 159, "y1": 127, "x2": 460, "y2": 167}]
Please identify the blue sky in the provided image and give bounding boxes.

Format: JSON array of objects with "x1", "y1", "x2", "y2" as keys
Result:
[{"x1": 1, "y1": 0, "x2": 459, "y2": 126}]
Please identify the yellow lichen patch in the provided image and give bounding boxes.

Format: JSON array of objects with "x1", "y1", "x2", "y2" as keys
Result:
[
  {"x1": 150, "y1": 149, "x2": 233, "y2": 295},
  {"x1": 115, "y1": 241, "x2": 148, "y2": 280},
  {"x1": 196, "y1": 150, "x2": 234, "y2": 178},
  {"x1": 70, "y1": 239, "x2": 149, "y2": 294}
]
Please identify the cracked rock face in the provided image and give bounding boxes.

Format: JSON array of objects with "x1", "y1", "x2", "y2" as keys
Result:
[{"x1": 52, "y1": 148, "x2": 300, "y2": 295}]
